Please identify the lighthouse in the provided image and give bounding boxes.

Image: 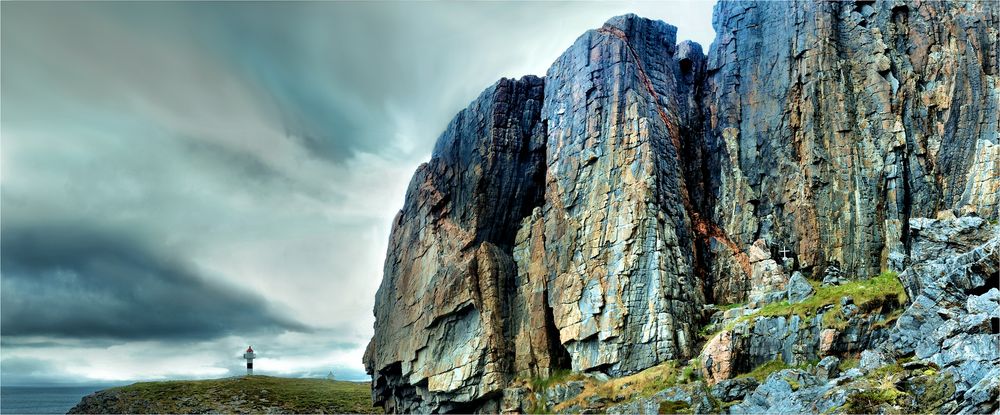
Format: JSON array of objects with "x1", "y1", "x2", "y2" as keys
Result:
[{"x1": 243, "y1": 346, "x2": 256, "y2": 376}]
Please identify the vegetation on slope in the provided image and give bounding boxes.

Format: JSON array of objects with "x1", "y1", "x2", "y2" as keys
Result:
[
  {"x1": 520, "y1": 271, "x2": 914, "y2": 413},
  {"x1": 754, "y1": 271, "x2": 906, "y2": 328},
  {"x1": 69, "y1": 375, "x2": 379, "y2": 414},
  {"x1": 527, "y1": 360, "x2": 700, "y2": 413}
]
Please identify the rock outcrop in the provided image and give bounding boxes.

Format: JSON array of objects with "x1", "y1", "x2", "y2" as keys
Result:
[
  {"x1": 503, "y1": 214, "x2": 997, "y2": 414},
  {"x1": 726, "y1": 215, "x2": 1000, "y2": 415},
  {"x1": 364, "y1": 76, "x2": 548, "y2": 413},
  {"x1": 517, "y1": 14, "x2": 706, "y2": 377},
  {"x1": 366, "y1": 1, "x2": 998, "y2": 412}
]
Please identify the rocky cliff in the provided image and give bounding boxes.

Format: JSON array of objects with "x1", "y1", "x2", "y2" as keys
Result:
[
  {"x1": 365, "y1": 1, "x2": 998, "y2": 413},
  {"x1": 701, "y1": 0, "x2": 999, "y2": 303}
]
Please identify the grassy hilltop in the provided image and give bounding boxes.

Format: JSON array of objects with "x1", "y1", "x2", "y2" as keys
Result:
[{"x1": 68, "y1": 375, "x2": 380, "y2": 414}]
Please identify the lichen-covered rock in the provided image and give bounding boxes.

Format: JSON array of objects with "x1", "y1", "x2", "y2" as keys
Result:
[
  {"x1": 786, "y1": 272, "x2": 814, "y2": 303},
  {"x1": 710, "y1": 377, "x2": 759, "y2": 402},
  {"x1": 901, "y1": 215, "x2": 998, "y2": 299},
  {"x1": 605, "y1": 382, "x2": 716, "y2": 415},
  {"x1": 730, "y1": 369, "x2": 844, "y2": 414},
  {"x1": 858, "y1": 349, "x2": 891, "y2": 372},
  {"x1": 699, "y1": 310, "x2": 893, "y2": 385},
  {"x1": 887, "y1": 216, "x2": 1000, "y2": 413},
  {"x1": 814, "y1": 356, "x2": 840, "y2": 381},
  {"x1": 734, "y1": 215, "x2": 998, "y2": 414}
]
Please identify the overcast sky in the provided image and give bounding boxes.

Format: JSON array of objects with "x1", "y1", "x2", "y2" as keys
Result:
[{"x1": 0, "y1": 1, "x2": 715, "y2": 385}]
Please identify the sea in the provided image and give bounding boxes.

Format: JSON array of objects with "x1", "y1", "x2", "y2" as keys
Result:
[{"x1": 0, "y1": 386, "x2": 106, "y2": 414}]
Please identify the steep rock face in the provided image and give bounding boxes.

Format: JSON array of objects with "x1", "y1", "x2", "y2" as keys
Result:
[
  {"x1": 367, "y1": 3, "x2": 999, "y2": 412},
  {"x1": 515, "y1": 14, "x2": 707, "y2": 377},
  {"x1": 364, "y1": 76, "x2": 548, "y2": 413},
  {"x1": 701, "y1": 0, "x2": 1000, "y2": 303}
]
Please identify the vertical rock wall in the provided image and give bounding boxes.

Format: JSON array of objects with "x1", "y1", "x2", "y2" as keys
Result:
[
  {"x1": 701, "y1": 0, "x2": 999, "y2": 303},
  {"x1": 366, "y1": 3, "x2": 999, "y2": 412},
  {"x1": 514, "y1": 15, "x2": 707, "y2": 377},
  {"x1": 363, "y1": 76, "x2": 547, "y2": 413}
]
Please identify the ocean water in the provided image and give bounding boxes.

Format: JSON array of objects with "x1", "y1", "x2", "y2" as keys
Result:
[{"x1": 1, "y1": 386, "x2": 105, "y2": 414}]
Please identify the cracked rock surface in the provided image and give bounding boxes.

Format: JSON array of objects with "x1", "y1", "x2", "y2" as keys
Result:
[{"x1": 365, "y1": 2, "x2": 998, "y2": 412}]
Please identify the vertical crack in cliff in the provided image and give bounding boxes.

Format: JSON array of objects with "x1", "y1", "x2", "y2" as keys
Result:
[{"x1": 597, "y1": 24, "x2": 753, "y2": 280}]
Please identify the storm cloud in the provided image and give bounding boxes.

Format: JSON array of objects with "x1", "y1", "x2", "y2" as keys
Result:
[
  {"x1": 0, "y1": 1, "x2": 714, "y2": 384},
  {"x1": 1, "y1": 222, "x2": 308, "y2": 339}
]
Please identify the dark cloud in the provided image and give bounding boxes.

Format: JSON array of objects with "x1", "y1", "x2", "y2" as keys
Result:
[{"x1": 1, "y1": 222, "x2": 309, "y2": 340}]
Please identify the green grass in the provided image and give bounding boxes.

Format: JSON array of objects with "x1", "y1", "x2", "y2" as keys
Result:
[
  {"x1": 78, "y1": 376, "x2": 379, "y2": 414},
  {"x1": 658, "y1": 399, "x2": 692, "y2": 414},
  {"x1": 842, "y1": 386, "x2": 908, "y2": 414},
  {"x1": 838, "y1": 355, "x2": 861, "y2": 372},
  {"x1": 733, "y1": 358, "x2": 818, "y2": 385},
  {"x1": 530, "y1": 368, "x2": 579, "y2": 392},
  {"x1": 548, "y1": 360, "x2": 697, "y2": 412},
  {"x1": 717, "y1": 302, "x2": 745, "y2": 311},
  {"x1": 752, "y1": 272, "x2": 906, "y2": 329},
  {"x1": 735, "y1": 360, "x2": 791, "y2": 382},
  {"x1": 697, "y1": 272, "x2": 907, "y2": 383}
]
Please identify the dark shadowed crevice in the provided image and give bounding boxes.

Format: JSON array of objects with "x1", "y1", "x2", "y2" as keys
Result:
[{"x1": 543, "y1": 285, "x2": 573, "y2": 372}]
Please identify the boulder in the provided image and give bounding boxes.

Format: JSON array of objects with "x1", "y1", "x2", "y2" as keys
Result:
[
  {"x1": 710, "y1": 378, "x2": 759, "y2": 402},
  {"x1": 786, "y1": 272, "x2": 814, "y2": 303},
  {"x1": 859, "y1": 350, "x2": 892, "y2": 372},
  {"x1": 814, "y1": 356, "x2": 840, "y2": 381}
]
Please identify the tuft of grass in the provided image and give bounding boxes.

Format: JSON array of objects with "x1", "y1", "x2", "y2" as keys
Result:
[
  {"x1": 658, "y1": 400, "x2": 692, "y2": 414},
  {"x1": 840, "y1": 361, "x2": 917, "y2": 414},
  {"x1": 735, "y1": 360, "x2": 790, "y2": 383},
  {"x1": 786, "y1": 377, "x2": 801, "y2": 391},
  {"x1": 868, "y1": 363, "x2": 904, "y2": 379},
  {"x1": 838, "y1": 355, "x2": 861, "y2": 372},
  {"x1": 698, "y1": 323, "x2": 720, "y2": 341},
  {"x1": 733, "y1": 358, "x2": 817, "y2": 385},
  {"x1": 680, "y1": 363, "x2": 697, "y2": 383},
  {"x1": 717, "y1": 302, "x2": 745, "y2": 311},
  {"x1": 842, "y1": 386, "x2": 908, "y2": 414},
  {"x1": 529, "y1": 368, "x2": 580, "y2": 392}
]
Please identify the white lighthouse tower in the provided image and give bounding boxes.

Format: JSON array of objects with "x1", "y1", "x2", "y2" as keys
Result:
[{"x1": 243, "y1": 346, "x2": 256, "y2": 376}]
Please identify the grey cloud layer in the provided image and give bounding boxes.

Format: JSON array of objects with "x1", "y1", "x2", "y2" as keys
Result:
[{"x1": 1, "y1": 222, "x2": 309, "y2": 339}]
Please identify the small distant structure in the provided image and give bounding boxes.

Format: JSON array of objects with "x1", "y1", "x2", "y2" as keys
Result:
[
  {"x1": 779, "y1": 245, "x2": 792, "y2": 261},
  {"x1": 326, "y1": 371, "x2": 335, "y2": 381},
  {"x1": 243, "y1": 346, "x2": 256, "y2": 376}
]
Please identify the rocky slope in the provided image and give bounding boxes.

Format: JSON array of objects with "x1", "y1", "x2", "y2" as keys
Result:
[
  {"x1": 504, "y1": 214, "x2": 999, "y2": 414},
  {"x1": 365, "y1": 1, "x2": 998, "y2": 413}
]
